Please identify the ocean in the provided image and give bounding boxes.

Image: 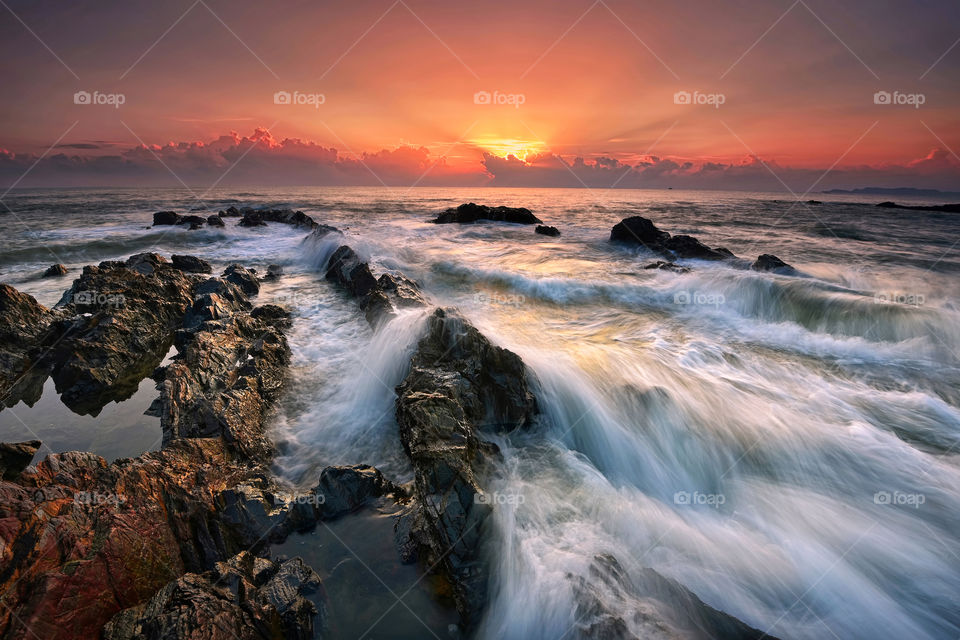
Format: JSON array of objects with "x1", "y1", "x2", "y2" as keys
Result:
[{"x1": 1, "y1": 186, "x2": 959, "y2": 639}]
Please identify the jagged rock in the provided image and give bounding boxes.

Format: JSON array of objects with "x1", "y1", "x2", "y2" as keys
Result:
[
  {"x1": 42, "y1": 263, "x2": 68, "y2": 278},
  {"x1": 153, "y1": 211, "x2": 180, "y2": 225},
  {"x1": 207, "y1": 215, "x2": 225, "y2": 227},
  {"x1": 250, "y1": 304, "x2": 291, "y2": 328},
  {"x1": 239, "y1": 211, "x2": 268, "y2": 227},
  {"x1": 395, "y1": 307, "x2": 537, "y2": 626},
  {"x1": 610, "y1": 216, "x2": 670, "y2": 248},
  {"x1": 313, "y1": 464, "x2": 398, "y2": 520},
  {"x1": 0, "y1": 284, "x2": 50, "y2": 406},
  {"x1": 433, "y1": 203, "x2": 542, "y2": 225},
  {"x1": 713, "y1": 247, "x2": 736, "y2": 258},
  {"x1": 102, "y1": 552, "x2": 324, "y2": 640},
  {"x1": 643, "y1": 261, "x2": 690, "y2": 274},
  {"x1": 535, "y1": 225, "x2": 561, "y2": 237},
  {"x1": 41, "y1": 253, "x2": 195, "y2": 416},
  {"x1": 178, "y1": 215, "x2": 206, "y2": 227},
  {"x1": 662, "y1": 235, "x2": 727, "y2": 261},
  {"x1": 240, "y1": 209, "x2": 318, "y2": 228},
  {"x1": 224, "y1": 264, "x2": 260, "y2": 296},
  {"x1": 751, "y1": 254, "x2": 795, "y2": 274},
  {"x1": 171, "y1": 254, "x2": 213, "y2": 274},
  {"x1": 377, "y1": 273, "x2": 425, "y2": 307},
  {"x1": 0, "y1": 440, "x2": 41, "y2": 480},
  {"x1": 264, "y1": 264, "x2": 283, "y2": 281}
]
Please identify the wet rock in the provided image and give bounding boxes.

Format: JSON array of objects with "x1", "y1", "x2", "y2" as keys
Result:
[
  {"x1": 713, "y1": 247, "x2": 736, "y2": 258},
  {"x1": 102, "y1": 552, "x2": 324, "y2": 640},
  {"x1": 0, "y1": 284, "x2": 51, "y2": 405},
  {"x1": 171, "y1": 254, "x2": 213, "y2": 274},
  {"x1": 250, "y1": 304, "x2": 291, "y2": 328},
  {"x1": 377, "y1": 272, "x2": 426, "y2": 308},
  {"x1": 610, "y1": 216, "x2": 670, "y2": 248},
  {"x1": 222, "y1": 206, "x2": 242, "y2": 217},
  {"x1": 876, "y1": 201, "x2": 960, "y2": 213},
  {"x1": 535, "y1": 225, "x2": 561, "y2": 237},
  {"x1": 313, "y1": 464, "x2": 398, "y2": 520},
  {"x1": 264, "y1": 264, "x2": 283, "y2": 281},
  {"x1": 240, "y1": 208, "x2": 319, "y2": 228},
  {"x1": 42, "y1": 263, "x2": 68, "y2": 278},
  {"x1": 207, "y1": 215, "x2": 225, "y2": 227},
  {"x1": 0, "y1": 440, "x2": 41, "y2": 480},
  {"x1": 239, "y1": 211, "x2": 268, "y2": 227},
  {"x1": 751, "y1": 254, "x2": 795, "y2": 274},
  {"x1": 153, "y1": 211, "x2": 181, "y2": 225},
  {"x1": 43, "y1": 253, "x2": 195, "y2": 416},
  {"x1": 433, "y1": 203, "x2": 542, "y2": 225},
  {"x1": 224, "y1": 264, "x2": 260, "y2": 296},
  {"x1": 662, "y1": 235, "x2": 728, "y2": 260},
  {"x1": 395, "y1": 307, "x2": 537, "y2": 626},
  {"x1": 643, "y1": 261, "x2": 690, "y2": 274},
  {"x1": 177, "y1": 214, "x2": 206, "y2": 227}
]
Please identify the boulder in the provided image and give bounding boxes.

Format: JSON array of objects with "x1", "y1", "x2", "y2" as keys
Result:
[
  {"x1": 223, "y1": 264, "x2": 260, "y2": 296},
  {"x1": 312, "y1": 464, "x2": 398, "y2": 520},
  {"x1": 610, "y1": 216, "x2": 671, "y2": 248},
  {"x1": 751, "y1": 254, "x2": 796, "y2": 274},
  {"x1": 42, "y1": 263, "x2": 68, "y2": 278},
  {"x1": 177, "y1": 215, "x2": 206, "y2": 227},
  {"x1": 535, "y1": 225, "x2": 561, "y2": 237},
  {"x1": 432, "y1": 203, "x2": 542, "y2": 225},
  {"x1": 152, "y1": 211, "x2": 181, "y2": 226},
  {"x1": 207, "y1": 215, "x2": 225, "y2": 227},
  {"x1": 171, "y1": 254, "x2": 213, "y2": 274},
  {"x1": 0, "y1": 440, "x2": 41, "y2": 480}
]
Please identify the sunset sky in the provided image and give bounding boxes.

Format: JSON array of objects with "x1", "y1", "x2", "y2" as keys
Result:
[{"x1": 1, "y1": 0, "x2": 958, "y2": 190}]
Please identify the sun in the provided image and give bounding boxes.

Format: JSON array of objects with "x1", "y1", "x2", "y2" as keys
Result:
[{"x1": 472, "y1": 137, "x2": 547, "y2": 162}]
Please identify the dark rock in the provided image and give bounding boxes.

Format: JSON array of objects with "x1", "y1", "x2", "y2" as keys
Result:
[
  {"x1": 177, "y1": 215, "x2": 206, "y2": 227},
  {"x1": 377, "y1": 273, "x2": 425, "y2": 308},
  {"x1": 0, "y1": 284, "x2": 51, "y2": 405},
  {"x1": 222, "y1": 206, "x2": 242, "y2": 217},
  {"x1": 152, "y1": 211, "x2": 181, "y2": 226},
  {"x1": 313, "y1": 464, "x2": 397, "y2": 520},
  {"x1": 171, "y1": 254, "x2": 212, "y2": 274},
  {"x1": 207, "y1": 215, "x2": 225, "y2": 227},
  {"x1": 42, "y1": 254, "x2": 195, "y2": 416},
  {"x1": 323, "y1": 244, "x2": 426, "y2": 326},
  {"x1": 240, "y1": 209, "x2": 318, "y2": 229},
  {"x1": 264, "y1": 264, "x2": 283, "y2": 281},
  {"x1": 432, "y1": 203, "x2": 542, "y2": 225},
  {"x1": 751, "y1": 254, "x2": 796, "y2": 274},
  {"x1": 238, "y1": 211, "x2": 268, "y2": 227},
  {"x1": 42, "y1": 263, "x2": 68, "y2": 278},
  {"x1": 806, "y1": 200, "x2": 822, "y2": 205},
  {"x1": 223, "y1": 264, "x2": 260, "y2": 296},
  {"x1": 876, "y1": 201, "x2": 960, "y2": 213},
  {"x1": 609, "y1": 216, "x2": 670, "y2": 248},
  {"x1": 102, "y1": 552, "x2": 324, "y2": 640},
  {"x1": 663, "y1": 235, "x2": 728, "y2": 260},
  {"x1": 188, "y1": 222, "x2": 202, "y2": 230},
  {"x1": 643, "y1": 261, "x2": 690, "y2": 274},
  {"x1": 713, "y1": 247, "x2": 736, "y2": 258},
  {"x1": 0, "y1": 440, "x2": 41, "y2": 480},
  {"x1": 250, "y1": 304, "x2": 291, "y2": 328},
  {"x1": 535, "y1": 225, "x2": 561, "y2": 237}
]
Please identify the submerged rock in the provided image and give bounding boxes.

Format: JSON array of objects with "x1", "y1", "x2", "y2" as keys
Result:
[
  {"x1": 0, "y1": 440, "x2": 41, "y2": 480},
  {"x1": 535, "y1": 224, "x2": 561, "y2": 237},
  {"x1": 433, "y1": 202, "x2": 542, "y2": 225},
  {"x1": 751, "y1": 254, "x2": 795, "y2": 274},
  {"x1": 42, "y1": 263, "x2": 68, "y2": 278},
  {"x1": 264, "y1": 264, "x2": 284, "y2": 281}
]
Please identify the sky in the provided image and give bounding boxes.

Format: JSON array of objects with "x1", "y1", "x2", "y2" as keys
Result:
[{"x1": 0, "y1": 0, "x2": 958, "y2": 191}]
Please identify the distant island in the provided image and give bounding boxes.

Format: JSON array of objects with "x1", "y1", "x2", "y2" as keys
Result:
[{"x1": 823, "y1": 187, "x2": 960, "y2": 198}]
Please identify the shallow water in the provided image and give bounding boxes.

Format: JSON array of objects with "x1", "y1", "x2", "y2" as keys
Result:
[{"x1": 1, "y1": 186, "x2": 958, "y2": 638}]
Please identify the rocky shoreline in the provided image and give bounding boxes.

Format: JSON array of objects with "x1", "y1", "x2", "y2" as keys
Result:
[{"x1": 0, "y1": 203, "x2": 788, "y2": 639}]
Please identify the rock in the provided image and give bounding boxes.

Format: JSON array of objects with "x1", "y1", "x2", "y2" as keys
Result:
[
  {"x1": 152, "y1": 211, "x2": 181, "y2": 226},
  {"x1": 264, "y1": 264, "x2": 283, "y2": 281},
  {"x1": 610, "y1": 216, "x2": 670, "y2": 248},
  {"x1": 171, "y1": 254, "x2": 213, "y2": 274},
  {"x1": 876, "y1": 201, "x2": 960, "y2": 213},
  {"x1": 713, "y1": 247, "x2": 736, "y2": 258},
  {"x1": 102, "y1": 552, "x2": 324, "y2": 640},
  {"x1": 0, "y1": 440, "x2": 41, "y2": 480},
  {"x1": 751, "y1": 254, "x2": 795, "y2": 274},
  {"x1": 42, "y1": 263, "x2": 68, "y2": 278},
  {"x1": 535, "y1": 225, "x2": 561, "y2": 237},
  {"x1": 240, "y1": 209, "x2": 318, "y2": 228},
  {"x1": 223, "y1": 264, "x2": 260, "y2": 296},
  {"x1": 313, "y1": 465, "x2": 398, "y2": 520},
  {"x1": 376, "y1": 272, "x2": 426, "y2": 308},
  {"x1": 432, "y1": 203, "x2": 542, "y2": 225},
  {"x1": 643, "y1": 261, "x2": 690, "y2": 274},
  {"x1": 43, "y1": 253, "x2": 196, "y2": 416},
  {"x1": 395, "y1": 308, "x2": 537, "y2": 626},
  {"x1": 177, "y1": 215, "x2": 206, "y2": 227},
  {"x1": 239, "y1": 211, "x2": 268, "y2": 227},
  {"x1": 0, "y1": 284, "x2": 51, "y2": 406},
  {"x1": 806, "y1": 200, "x2": 822, "y2": 205},
  {"x1": 207, "y1": 215, "x2": 225, "y2": 227},
  {"x1": 662, "y1": 235, "x2": 728, "y2": 260},
  {"x1": 250, "y1": 304, "x2": 291, "y2": 328},
  {"x1": 323, "y1": 244, "x2": 426, "y2": 326}
]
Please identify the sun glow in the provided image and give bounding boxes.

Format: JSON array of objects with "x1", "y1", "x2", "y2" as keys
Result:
[{"x1": 472, "y1": 137, "x2": 547, "y2": 162}]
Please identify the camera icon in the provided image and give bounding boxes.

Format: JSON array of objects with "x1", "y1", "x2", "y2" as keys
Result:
[
  {"x1": 673, "y1": 291, "x2": 690, "y2": 305},
  {"x1": 474, "y1": 492, "x2": 491, "y2": 504},
  {"x1": 74, "y1": 91, "x2": 91, "y2": 105},
  {"x1": 673, "y1": 491, "x2": 690, "y2": 505},
  {"x1": 873, "y1": 91, "x2": 891, "y2": 105},
  {"x1": 873, "y1": 491, "x2": 891, "y2": 505},
  {"x1": 474, "y1": 90, "x2": 491, "y2": 105},
  {"x1": 274, "y1": 91, "x2": 291, "y2": 105},
  {"x1": 673, "y1": 91, "x2": 691, "y2": 105}
]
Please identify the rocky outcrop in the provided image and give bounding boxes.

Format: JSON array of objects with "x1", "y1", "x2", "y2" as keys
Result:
[
  {"x1": 237, "y1": 208, "x2": 319, "y2": 229},
  {"x1": 207, "y1": 215, "x2": 226, "y2": 227},
  {"x1": 0, "y1": 440, "x2": 41, "y2": 480},
  {"x1": 323, "y1": 244, "x2": 425, "y2": 326},
  {"x1": 41, "y1": 263, "x2": 68, "y2": 278},
  {"x1": 876, "y1": 201, "x2": 960, "y2": 213},
  {"x1": 153, "y1": 211, "x2": 180, "y2": 225},
  {"x1": 103, "y1": 552, "x2": 324, "y2": 640},
  {"x1": 0, "y1": 284, "x2": 51, "y2": 407},
  {"x1": 171, "y1": 254, "x2": 213, "y2": 274},
  {"x1": 751, "y1": 254, "x2": 796, "y2": 274},
  {"x1": 40, "y1": 253, "x2": 195, "y2": 415},
  {"x1": 395, "y1": 308, "x2": 537, "y2": 626},
  {"x1": 535, "y1": 225, "x2": 561, "y2": 237},
  {"x1": 433, "y1": 203, "x2": 542, "y2": 225},
  {"x1": 611, "y1": 217, "x2": 731, "y2": 261}
]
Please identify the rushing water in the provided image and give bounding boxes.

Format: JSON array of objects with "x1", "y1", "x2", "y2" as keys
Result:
[{"x1": 1, "y1": 187, "x2": 959, "y2": 639}]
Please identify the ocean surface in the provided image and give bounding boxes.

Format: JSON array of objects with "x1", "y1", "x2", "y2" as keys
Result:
[{"x1": 1, "y1": 186, "x2": 959, "y2": 639}]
